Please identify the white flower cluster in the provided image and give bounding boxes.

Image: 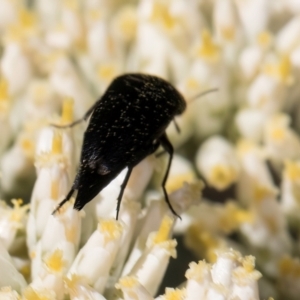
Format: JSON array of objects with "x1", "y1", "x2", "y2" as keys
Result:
[{"x1": 0, "y1": 0, "x2": 300, "y2": 299}]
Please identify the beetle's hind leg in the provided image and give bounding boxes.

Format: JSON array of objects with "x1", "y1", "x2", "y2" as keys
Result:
[
  {"x1": 159, "y1": 133, "x2": 181, "y2": 219},
  {"x1": 115, "y1": 167, "x2": 133, "y2": 220},
  {"x1": 156, "y1": 119, "x2": 180, "y2": 158},
  {"x1": 52, "y1": 188, "x2": 75, "y2": 215}
]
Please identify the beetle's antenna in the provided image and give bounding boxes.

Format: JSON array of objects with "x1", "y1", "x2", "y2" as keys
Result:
[{"x1": 188, "y1": 88, "x2": 218, "y2": 103}]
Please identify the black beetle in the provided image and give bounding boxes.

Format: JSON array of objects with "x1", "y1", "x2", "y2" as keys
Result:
[{"x1": 53, "y1": 73, "x2": 213, "y2": 219}]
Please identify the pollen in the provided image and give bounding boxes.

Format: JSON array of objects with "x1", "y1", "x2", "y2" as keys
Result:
[
  {"x1": 236, "y1": 139, "x2": 256, "y2": 156},
  {"x1": 187, "y1": 224, "x2": 220, "y2": 262},
  {"x1": 65, "y1": 224, "x2": 78, "y2": 243},
  {"x1": 257, "y1": 31, "x2": 272, "y2": 48},
  {"x1": 264, "y1": 56, "x2": 293, "y2": 84},
  {"x1": 65, "y1": 274, "x2": 82, "y2": 292},
  {"x1": 163, "y1": 288, "x2": 186, "y2": 300},
  {"x1": 151, "y1": 1, "x2": 177, "y2": 30},
  {"x1": 116, "y1": 276, "x2": 139, "y2": 289},
  {"x1": 279, "y1": 255, "x2": 300, "y2": 277},
  {"x1": 19, "y1": 9, "x2": 36, "y2": 30},
  {"x1": 21, "y1": 137, "x2": 34, "y2": 157},
  {"x1": 23, "y1": 286, "x2": 53, "y2": 300},
  {"x1": 185, "y1": 260, "x2": 211, "y2": 281},
  {"x1": 98, "y1": 219, "x2": 123, "y2": 243},
  {"x1": 0, "y1": 78, "x2": 10, "y2": 115},
  {"x1": 51, "y1": 131, "x2": 63, "y2": 155},
  {"x1": 197, "y1": 29, "x2": 220, "y2": 62},
  {"x1": 9, "y1": 198, "x2": 29, "y2": 223},
  {"x1": 0, "y1": 78, "x2": 9, "y2": 100},
  {"x1": 166, "y1": 172, "x2": 195, "y2": 194},
  {"x1": 51, "y1": 179, "x2": 59, "y2": 200},
  {"x1": 284, "y1": 160, "x2": 300, "y2": 181},
  {"x1": 45, "y1": 249, "x2": 65, "y2": 273},
  {"x1": 208, "y1": 164, "x2": 237, "y2": 190},
  {"x1": 153, "y1": 215, "x2": 174, "y2": 244},
  {"x1": 186, "y1": 77, "x2": 200, "y2": 91},
  {"x1": 61, "y1": 97, "x2": 74, "y2": 124},
  {"x1": 219, "y1": 202, "x2": 253, "y2": 234},
  {"x1": 242, "y1": 255, "x2": 255, "y2": 273},
  {"x1": 253, "y1": 184, "x2": 277, "y2": 202},
  {"x1": 220, "y1": 26, "x2": 235, "y2": 41},
  {"x1": 117, "y1": 7, "x2": 137, "y2": 42},
  {"x1": 63, "y1": 0, "x2": 78, "y2": 10},
  {"x1": 97, "y1": 64, "x2": 117, "y2": 81}
]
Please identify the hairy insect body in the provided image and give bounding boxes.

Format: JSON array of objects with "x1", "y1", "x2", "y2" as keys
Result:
[{"x1": 54, "y1": 73, "x2": 186, "y2": 218}]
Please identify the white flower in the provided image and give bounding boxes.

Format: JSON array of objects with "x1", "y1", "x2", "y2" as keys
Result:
[
  {"x1": 234, "y1": 0, "x2": 270, "y2": 42},
  {"x1": 31, "y1": 201, "x2": 81, "y2": 279},
  {"x1": 0, "y1": 78, "x2": 12, "y2": 156},
  {"x1": 277, "y1": 255, "x2": 300, "y2": 300},
  {"x1": 264, "y1": 113, "x2": 300, "y2": 169},
  {"x1": 196, "y1": 135, "x2": 239, "y2": 190},
  {"x1": 65, "y1": 274, "x2": 107, "y2": 300},
  {"x1": 0, "y1": 240, "x2": 26, "y2": 293},
  {"x1": 213, "y1": 0, "x2": 239, "y2": 45},
  {"x1": 61, "y1": 2, "x2": 84, "y2": 48},
  {"x1": 127, "y1": 215, "x2": 177, "y2": 296},
  {"x1": 68, "y1": 219, "x2": 123, "y2": 293},
  {"x1": 109, "y1": 199, "x2": 141, "y2": 284},
  {"x1": 22, "y1": 79, "x2": 59, "y2": 124},
  {"x1": 185, "y1": 260, "x2": 212, "y2": 300},
  {"x1": 0, "y1": 286, "x2": 20, "y2": 300},
  {"x1": 111, "y1": 5, "x2": 138, "y2": 45},
  {"x1": 116, "y1": 276, "x2": 153, "y2": 300},
  {"x1": 0, "y1": 42, "x2": 33, "y2": 96},
  {"x1": 235, "y1": 139, "x2": 274, "y2": 206},
  {"x1": 124, "y1": 155, "x2": 156, "y2": 202},
  {"x1": 235, "y1": 108, "x2": 267, "y2": 142},
  {"x1": 238, "y1": 31, "x2": 272, "y2": 81},
  {"x1": 0, "y1": 133, "x2": 35, "y2": 199},
  {"x1": 49, "y1": 55, "x2": 94, "y2": 117},
  {"x1": 30, "y1": 249, "x2": 66, "y2": 300},
  {"x1": 34, "y1": 0, "x2": 61, "y2": 29},
  {"x1": 240, "y1": 184, "x2": 292, "y2": 276},
  {"x1": 0, "y1": 0, "x2": 19, "y2": 31},
  {"x1": 27, "y1": 130, "x2": 71, "y2": 254},
  {"x1": 45, "y1": 26, "x2": 73, "y2": 51},
  {"x1": 275, "y1": 16, "x2": 300, "y2": 54},
  {"x1": 0, "y1": 199, "x2": 28, "y2": 252},
  {"x1": 185, "y1": 249, "x2": 261, "y2": 300},
  {"x1": 280, "y1": 160, "x2": 300, "y2": 219},
  {"x1": 246, "y1": 72, "x2": 286, "y2": 114}
]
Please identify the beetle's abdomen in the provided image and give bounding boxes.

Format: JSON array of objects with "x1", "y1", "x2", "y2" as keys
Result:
[{"x1": 81, "y1": 73, "x2": 186, "y2": 169}]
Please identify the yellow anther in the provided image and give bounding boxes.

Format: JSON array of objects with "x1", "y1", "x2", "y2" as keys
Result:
[
  {"x1": 45, "y1": 249, "x2": 65, "y2": 273},
  {"x1": 116, "y1": 276, "x2": 139, "y2": 289},
  {"x1": 61, "y1": 97, "x2": 74, "y2": 124},
  {"x1": 98, "y1": 219, "x2": 123, "y2": 243},
  {"x1": 153, "y1": 215, "x2": 174, "y2": 244},
  {"x1": 163, "y1": 288, "x2": 186, "y2": 300},
  {"x1": 220, "y1": 26, "x2": 235, "y2": 41},
  {"x1": 284, "y1": 160, "x2": 300, "y2": 181},
  {"x1": 0, "y1": 79, "x2": 9, "y2": 101},
  {"x1": 51, "y1": 131, "x2": 63, "y2": 155},
  {"x1": 209, "y1": 165, "x2": 237, "y2": 190},
  {"x1": 198, "y1": 30, "x2": 220, "y2": 61},
  {"x1": 257, "y1": 31, "x2": 272, "y2": 48}
]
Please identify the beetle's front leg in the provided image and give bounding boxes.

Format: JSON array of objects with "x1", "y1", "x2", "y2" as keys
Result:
[
  {"x1": 159, "y1": 133, "x2": 181, "y2": 219},
  {"x1": 51, "y1": 100, "x2": 100, "y2": 128}
]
